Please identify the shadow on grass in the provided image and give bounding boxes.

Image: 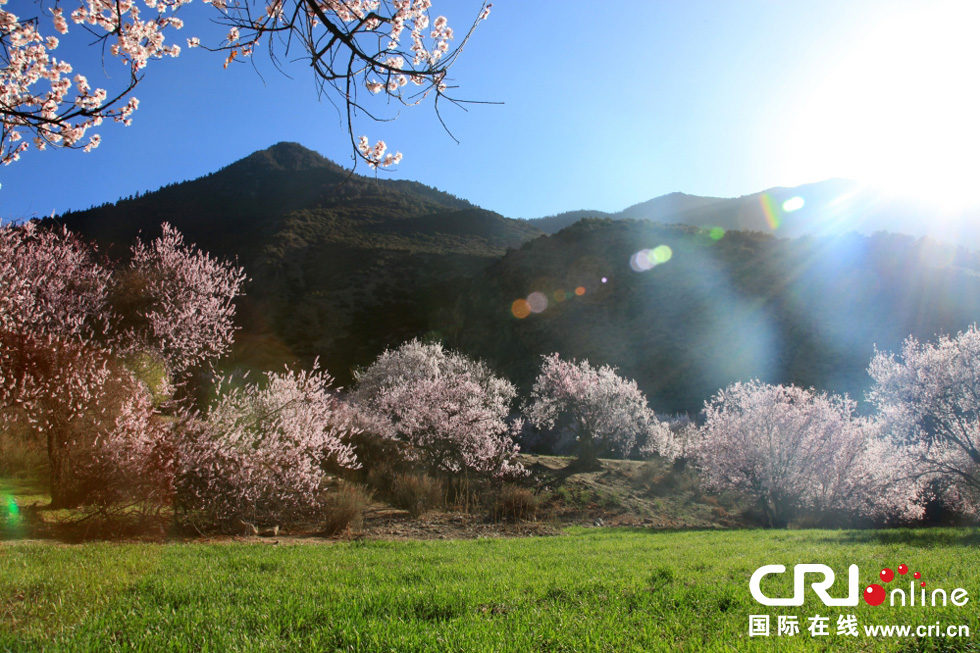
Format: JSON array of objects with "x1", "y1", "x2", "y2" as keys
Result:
[
  {"x1": 580, "y1": 525, "x2": 980, "y2": 547},
  {"x1": 1, "y1": 504, "x2": 175, "y2": 543},
  {"x1": 2, "y1": 473, "x2": 178, "y2": 544},
  {"x1": 824, "y1": 528, "x2": 980, "y2": 548}
]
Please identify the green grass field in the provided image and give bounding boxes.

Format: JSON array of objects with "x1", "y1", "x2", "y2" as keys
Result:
[{"x1": 3, "y1": 528, "x2": 980, "y2": 652}]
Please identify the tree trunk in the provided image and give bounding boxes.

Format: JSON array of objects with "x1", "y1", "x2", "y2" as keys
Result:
[
  {"x1": 573, "y1": 436, "x2": 602, "y2": 471},
  {"x1": 47, "y1": 428, "x2": 79, "y2": 509}
]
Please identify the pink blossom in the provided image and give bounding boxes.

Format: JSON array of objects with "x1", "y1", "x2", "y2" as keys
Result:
[
  {"x1": 1, "y1": 221, "x2": 244, "y2": 508},
  {"x1": 175, "y1": 363, "x2": 358, "y2": 531},
  {"x1": 869, "y1": 326, "x2": 980, "y2": 515},
  {"x1": 0, "y1": 0, "x2": 491, "y2": 166}
]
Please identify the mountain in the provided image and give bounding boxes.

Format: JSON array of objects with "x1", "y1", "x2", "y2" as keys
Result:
[
  {"x1": 57, "y1": 142, "x2": 543, "y2": 380},
  {"x1": 528, "y1": 179, "x2": 980, "y2": 248},
  {"x1": 449, "y1": 219, "x2": 980, "y2": 414},
  {"x1": 62, "y1": 142, "x2": 534, "y2": 257}
]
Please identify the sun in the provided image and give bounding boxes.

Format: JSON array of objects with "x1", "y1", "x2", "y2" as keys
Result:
[{"x1": 787, "y1": 1, "x2": 980, "y2": 213}]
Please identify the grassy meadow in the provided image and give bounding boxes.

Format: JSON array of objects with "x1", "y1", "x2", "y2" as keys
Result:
[{"x1": 3, "y1": 527, "x2": 980, "y2": 652}]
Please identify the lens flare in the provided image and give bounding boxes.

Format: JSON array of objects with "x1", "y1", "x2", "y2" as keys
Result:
[
  {"x1": 553, "y1": 290, "x2": 566, "y2": 303},
  {"x1": 709, "y1": 227, "x2": 725, "y2": 240},
  {"x1": 3, "y1": 495, "x2": 21, "y2": 532},
  {"x1": 630, "y1": 250, "x2": 654, "y2": 272},
  {"x1": 511, "y1": 298, "x2": 531, "y2": 319},
  {"x1": 631, "y1": 245, "x2": 673, "y2": 271},
  {"x1": 527, "y1": 291, "x2": 548, "y2": 314},
  {"x1": 782, "y1": 196, "x2": 805, "y2": 212},
  {"x1": 760, "y1": 193, "x2": 782, "y2": 230},
  {"x1": 574, "y1": 286, "x2": 586, "y2": 296}
]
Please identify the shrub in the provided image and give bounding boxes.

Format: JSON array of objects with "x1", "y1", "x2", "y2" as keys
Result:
[
  {"x1": 691, "y1": 380, "x2": 922, "y2": 527},
  {"x1": 869, "y1": 326, "x2": 980, "y2": 516},
  {"x1": 492, "y1": 485, "x2": 540, "y2": 522},
  {"x1": 353, "y1": 340, "x2": 524, "y2": 479},
  {"x1": 389, "y1": 473, "x2": 443, "y2": 517},
  {"x1": 525, "y1": 354, "x2": 676, "y2": 468},
  {"x1": 322, "y1": 483, "x2": 372, "y2": 536}
]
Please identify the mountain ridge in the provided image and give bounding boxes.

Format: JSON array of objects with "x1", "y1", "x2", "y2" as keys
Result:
[{"x1": 526, "y1": 177, "x2": 980, "y2": 249}]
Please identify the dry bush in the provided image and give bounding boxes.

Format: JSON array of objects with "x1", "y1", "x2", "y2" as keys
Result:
[
  {"x1": 389, "y1": 473, "x2": 443, "y2": 517},
  {"x1": 492, "y1": 484, "x2": 540, "y2": 522},
  {"x1": 322, "y1": 483, "x2": 372, "y2": 536},
  {"x1": 364, "y1": 460, "x2": 398, "y2": 498}
]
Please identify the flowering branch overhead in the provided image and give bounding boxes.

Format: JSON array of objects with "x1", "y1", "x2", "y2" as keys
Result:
[{"x1": 0, "y1": 0, "x2": 492, "y2": 166}]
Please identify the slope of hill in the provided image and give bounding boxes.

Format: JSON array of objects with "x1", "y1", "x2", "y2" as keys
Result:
[{"x1": 52, "y1": 142, "x2": 980, "y2": 413}]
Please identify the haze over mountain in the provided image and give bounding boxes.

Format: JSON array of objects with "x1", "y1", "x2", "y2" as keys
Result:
[
  {"x1": 53, "y1": 142, "x2": 980, "y2": 412},
  {"x1": 530, "y1": 178, "x2": 980, "y2": 248}
]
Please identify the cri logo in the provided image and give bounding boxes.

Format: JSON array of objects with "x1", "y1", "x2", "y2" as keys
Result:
[{"x1": 750, "y1": 563, "x2": 969, "y2": 608}]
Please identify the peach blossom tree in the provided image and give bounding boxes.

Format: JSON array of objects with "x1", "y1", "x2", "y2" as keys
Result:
[
  {"x1": 691, "y1": 380, "x2": 924, "y2": 527},
  {"x1": 0, "y1": 221, "x2": 245, "y2": 507},
  {"x1": 869, "y1": 325, "x2": 980, "y2": 516},
  {"x1": 353, "y1": 339, "x2": 524, "y2": 479},
  {"x1": 524, "y1": 353, "x2": 676, "y2": 469},
  {"x1": 174, "y1": 363, "x2": 358, "y2": 532}
]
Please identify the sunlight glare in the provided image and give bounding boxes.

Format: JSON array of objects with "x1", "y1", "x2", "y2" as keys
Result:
[{"x1": 790, "y1": 1, "x2": 980, "y2": 212}]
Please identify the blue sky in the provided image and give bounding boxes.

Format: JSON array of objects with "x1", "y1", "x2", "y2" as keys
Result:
[{"x1": 3, "y1": 0, "x2": 979, "y2": 221}]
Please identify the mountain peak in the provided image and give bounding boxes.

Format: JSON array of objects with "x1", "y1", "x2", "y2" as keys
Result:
[{"x1": 231, "y1": 141, "x2": 343, "y2": 173}]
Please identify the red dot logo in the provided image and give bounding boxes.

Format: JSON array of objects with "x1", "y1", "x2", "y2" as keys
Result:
[
  {"x1": 864, "y1": 584, "x2": 887, "y2": 606},
  {"x1": 898, "y1": 564, "x2": 909, "y2": 575},
  {"x1": 880, "y1": 568, "x2": 895, "y2": 583},
  {"x1": 913, "y1": 572, "x2": 921, "y2": 579},
  {"x1": 921, "y1": 581, "x2": 926, "y2": 588}
]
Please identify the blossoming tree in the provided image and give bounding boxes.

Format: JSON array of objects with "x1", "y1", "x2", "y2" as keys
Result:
[
  {"x1": 0, "y1": 221, "x2": 245, "y2": 507},
  {"x1": 868, "y1": 326, "x2": 980, "y2": 515},
  {"x1": 691, "y1": 380, "x2": 923, "y2": 527},
  {"x1": 524, "y1": 353, "x2": 676, "y2": 469},
  {"x1": 175, "y1": 363, "x2": 358, "y2": 531},
  {"x1": 353, "y1": 339, "x2": 524, "y2": 478},
  {"x1": 0, "y1": 0, "x2": 492, "y2": 166}
]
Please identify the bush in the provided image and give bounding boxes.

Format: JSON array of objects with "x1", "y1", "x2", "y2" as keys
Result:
[
  {"x1": 364, "y1": 461, "x2": 398, "y2": 497},
  {"x1": 389, "y1": 473, "x2": 443, "y2": 517},
  {"x1": 692, "y1": 380, "x2": 919, "y2": 527},
  {"x1": 322, "y1": 483, "x2": 372, "y2": 536},
  {"x1": 491, "y1": 485, "x2": 540, "y2": 522}
]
